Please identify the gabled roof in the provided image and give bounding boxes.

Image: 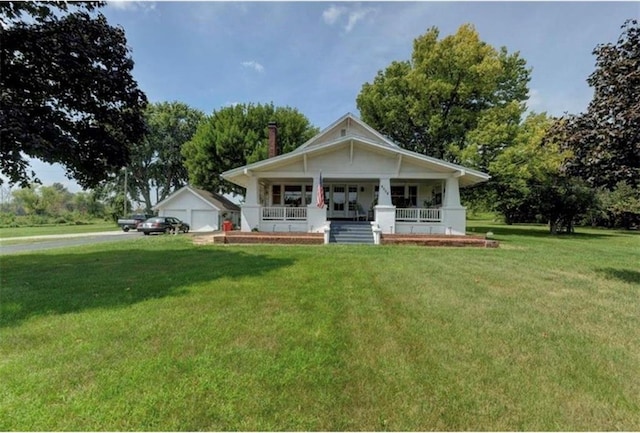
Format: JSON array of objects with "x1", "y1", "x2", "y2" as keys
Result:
[
  {"x1": 153, "y1": 185, "x2": 240, "y2": 212},
  {"x1": 293, "y1": 112, "x2": 400, "y2": 152},
  {"x1": 221, "y1": 113, "x2": 490, "y2": 188}
]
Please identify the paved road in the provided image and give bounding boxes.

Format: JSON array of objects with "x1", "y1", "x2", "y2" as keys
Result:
[{"x1": 0, "y1": 231, "x2": 143, "y2": 255}]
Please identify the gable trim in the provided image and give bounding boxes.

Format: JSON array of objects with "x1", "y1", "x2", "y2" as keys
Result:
[
  {"x1": 294, "y1": 112, "x2": 400, "y2": 152},
  {"x1": 153, "y1": 186, "x2": 220, "y2": 212}
]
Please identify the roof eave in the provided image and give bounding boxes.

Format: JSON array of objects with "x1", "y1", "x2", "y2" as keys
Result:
[{"x1": 220, "y1": 135, "x2": 491, "y2": 188}]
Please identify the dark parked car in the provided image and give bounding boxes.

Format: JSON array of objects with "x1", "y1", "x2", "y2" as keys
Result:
[
  {"x1": 138, "y1": 216, "x2": 190, "y2": 235},
  {"x1": 117, "y1": 213, "x2": 154, "y2": 232}
]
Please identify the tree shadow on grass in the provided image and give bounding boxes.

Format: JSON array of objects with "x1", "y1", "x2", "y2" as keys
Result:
[
  {"x1": 596, "y1": 268, "x2": 640, "y2": 285},
  {"x1": 0, "y1": 247, "x2": 294, "y2": 328},
  {"x1": 467, "y1": 225, "x2": 615, "y2": 239}
]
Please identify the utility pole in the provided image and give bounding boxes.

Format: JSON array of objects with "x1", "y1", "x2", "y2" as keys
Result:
[{"x1": 123, "y1": 168, "x2": 128, "y2": 216}]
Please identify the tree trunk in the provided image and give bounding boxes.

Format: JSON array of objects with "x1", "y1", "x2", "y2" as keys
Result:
[
  {"x1": 141, "y1": 188, "x2": 153, "y2": 215},
  {"x1": 505, "y1": 213, "x2": 513, "y2": 225},
  {"x1": 565, "y1": 218, "x2": 574, "y2": 233}
]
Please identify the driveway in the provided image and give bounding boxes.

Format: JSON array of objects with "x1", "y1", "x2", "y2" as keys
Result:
[{"x1": 0, "y1": 231, "x2": 143, "y2": 255}]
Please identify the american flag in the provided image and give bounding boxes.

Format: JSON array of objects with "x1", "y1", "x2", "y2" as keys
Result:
[{"x1": 317, "y1": 172, "x2": 325, "y2": 208}]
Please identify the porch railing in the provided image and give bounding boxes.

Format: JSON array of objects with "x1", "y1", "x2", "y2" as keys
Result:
[
  {"x1": 261, "y1": 206, "x2": 308, "y2": 221},
  {"x1": 395, "y1": 207, "x2": 442, "y2": 222}
]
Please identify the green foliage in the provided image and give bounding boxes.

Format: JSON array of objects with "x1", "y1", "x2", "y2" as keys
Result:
[
  {"x1": 104, "y1": 193, "x2": 131, "y2": 223},
  {"x1": 127, "y1": 101, "x2": 205, "y2": 213},
  {"x1": 72, "y1": 191, "x2": 105, "y2": 218},
  {"x1": 459, "y1": 101, "x2": 522, "y2": 172},
  {"x1": 182, "y1": 103, "x2": 318, "y2": 194},
  {"x1": 559, "y1": 19, "x2": 640, "y2": 190},
  {"x1": 10, "y1": 185, "x2": 46, "y2": 216},
  {"x1": 356, "y1": 24, "x2": 530, "y2": 162},
  {"x1": 533, "y1": 176, "x2": 597, "y2": 234},
  {"x1": 0, "y1": 213, "x2": 95, "y2": 229},
  {"x1": 488, "y1": 112, "x2": 596, "y2": 232},
  {"x1": 0, "y1": 1, "x2": 147, "y2": 188},
  {"x1": 587, "y1": 182, "x2": 640, "y2": 229},
  {"x1": 3, "y1": 183, "x2": 108, "y2": 225}
]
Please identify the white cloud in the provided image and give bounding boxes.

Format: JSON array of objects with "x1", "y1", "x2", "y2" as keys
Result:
[
  {"x1": 107, "y1": 1, "x2": 156, "y2": 13},
  {"x1": 241, "y1": 61, "x2": 265, "y2": 73},
  {"x1": 322, "y1": 4, "x2": 377, "y2": 33},
  {"x1": 322, "y1": 5, "x2": 346, "y2": 25},
  {"x1": 345, "y1": 7, "x2": 376, "y2": 33},
  {"x1": 108, "y1": 1, "x2": 135, "y2": 11}
]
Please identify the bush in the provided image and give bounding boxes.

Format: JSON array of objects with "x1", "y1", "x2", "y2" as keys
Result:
[
  {"x1": 589, "y1": 182, "x2": 640, "y2": 229},
  {"x1": 0, "y1": 212, "x2": 17, "y2": 227}
]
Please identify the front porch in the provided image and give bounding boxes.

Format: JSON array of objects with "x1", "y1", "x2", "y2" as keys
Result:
[
  {"x1": 255, "y1": 205, "x2": 454, "y2": 235},
  {"x1": 241, "y1": 176, "x2": 467, "y2": 237}
]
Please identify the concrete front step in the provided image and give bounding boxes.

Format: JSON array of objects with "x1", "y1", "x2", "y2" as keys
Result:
[{"x1": 329, "y1": 222, "x2": 374, "y2": 244}]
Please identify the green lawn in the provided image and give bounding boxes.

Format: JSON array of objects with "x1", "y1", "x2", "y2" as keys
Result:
[
  {"x1": 0, "y1": 221, "x2": 638, "y2": 430},
  {"x1": 0, "y1": 221, "x2": 119, "y2": 239}
]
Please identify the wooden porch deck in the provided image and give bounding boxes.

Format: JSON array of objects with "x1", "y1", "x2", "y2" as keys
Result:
[{"x1": 193, "y1": 231, "x2": 498, "y2": 247}]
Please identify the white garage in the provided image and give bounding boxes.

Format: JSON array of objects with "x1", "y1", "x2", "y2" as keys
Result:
[
  {"x1": 153, "y1": 185, "x2": 240, "y2": 232},
  {"x1": 162, "y1": 209, "x2": 188, "y2": 222}
]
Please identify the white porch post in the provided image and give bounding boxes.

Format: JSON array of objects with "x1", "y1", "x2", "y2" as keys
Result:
[
  {"x1": 241, "y1": 175, "x2": 260, "y2": 232},
  {"x1": 377, "y1": 177, "x2": 392, "y2": 206},
  {"x1": 374, "y1": 177, "x2": 395, "y2": 234},
  {"x1": 307, "y1": 173, "x2": 327, "y2": 233},
  {"x1": 442, "y1": 174, "x2": 466, "y2": 235}
]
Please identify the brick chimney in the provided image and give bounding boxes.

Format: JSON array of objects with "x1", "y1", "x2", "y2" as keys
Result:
[{"x1": 268, "y1": 121, "x2": 278, "y2": 158}]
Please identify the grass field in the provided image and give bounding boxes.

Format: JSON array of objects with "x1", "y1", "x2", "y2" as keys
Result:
[
  {"x1": 0, "y1": 220, "x2": 638, "y2": 430},
  {"x1": 0, "y1": 221, "x2": 119, "y2": 239}
]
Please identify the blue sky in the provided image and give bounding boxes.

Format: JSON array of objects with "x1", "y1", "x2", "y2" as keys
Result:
[{"x1": 22, "y1": 1, "x2": 640, "y2": 192}]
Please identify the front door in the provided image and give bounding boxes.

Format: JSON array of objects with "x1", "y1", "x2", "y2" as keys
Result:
[
  {"x1": 326, "y1": 184, "x2": 358, "y2": 219},
  {"x1": 331, "y1": 185, "x2": 347, "y2": 218}
]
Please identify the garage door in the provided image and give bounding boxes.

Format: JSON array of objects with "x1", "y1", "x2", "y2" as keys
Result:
[
  {"x1": 164, "y1": 209, "x2": 188, "y2": 223},
  {"x1": 192, "y1": 210, "x2": 218, "y2": 232}
]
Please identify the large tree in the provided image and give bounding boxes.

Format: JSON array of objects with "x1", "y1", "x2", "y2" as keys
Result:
[
  {"x1": 489, "y1": 112, "x2": 595, "y2": 233},
  {"x1": 11, "y1": 182, "x2": 75, "y2": 217},
  {"x1": 356, "y1": 24, "x2": 531, "y2": 163},
  {"x1": 559, "y1": 19, "x2": 640, "y2": 190},
  {"x1": 0, "y1": 1, "x2": 147, "y2": 188},
  {"x1": 125, "y1": 101, "x2": 204, "y2": 213},
  {"x1": 182, "y1": 103, "x2": 318, "y2": 194}
]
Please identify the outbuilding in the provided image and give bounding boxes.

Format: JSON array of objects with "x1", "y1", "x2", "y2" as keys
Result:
[{"x1": 153, "y1": 185, "x2": 240, "y2": 232}]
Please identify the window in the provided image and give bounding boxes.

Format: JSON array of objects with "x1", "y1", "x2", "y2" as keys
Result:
[
  {"x1": 348, "y1": 185, "x2": 358, "y2": 211},
  {"x1": 305, "y1": 185, "x2": 312, "y2": 206},
  {"x1": 333, "y1": 186, "x2": 345, "y2": 211},
  {"x1": 391, "y1": 185, "x2": 405, "y2": 206},
  {"x1": 272, "y1": 185, "x2": 281, "y2": 206},
  {"x1": 324, "y1": 186, "x2": 331, "y2": 207},
  {"x1": 284, "y1": 185, "x2": 302, "y2": 207},
  {"x1": 408, "y1": 185, "x2": 418, "y2": 207}
]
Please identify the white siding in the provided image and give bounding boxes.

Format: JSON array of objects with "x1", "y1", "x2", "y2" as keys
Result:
[
  {"x1": 163, "y1": 209, "x2": 188, "y2": 222},
  {"x1": 192, "y1": 210, "x2": 219, "y2": 232}
]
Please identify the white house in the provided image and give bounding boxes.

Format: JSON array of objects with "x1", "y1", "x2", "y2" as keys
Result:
[
  {"x1": 153, "y1": 185, "x2": 240, "y2": 232},
  {"x1": 221, "y1": 113, "x2": 489, "y2": 240}
]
